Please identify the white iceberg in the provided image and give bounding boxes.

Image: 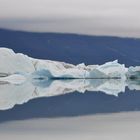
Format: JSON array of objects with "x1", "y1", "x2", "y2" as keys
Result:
[
  {"x1": 0, "y1": 48, "x2": 128, "y2": 81},
  {"x1": 0, "y1": 48, "x2": 140, "y2": 110}
]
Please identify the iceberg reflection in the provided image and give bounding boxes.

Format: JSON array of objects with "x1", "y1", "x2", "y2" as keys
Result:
[{"x1": 0, "y1": 78, "x2": 140, "y2": 110}]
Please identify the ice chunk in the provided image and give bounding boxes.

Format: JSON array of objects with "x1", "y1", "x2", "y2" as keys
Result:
[
  {"x1": 0, "y1": 48, "x2": 35, "y2": 74},
  {"x1": 0, "y1": 48, "x2": 140, "y2": 110},
  {"x1": 96, "y1": 60, "x2": 127, "y2": 79},
  {"x1": 127, "y1": 66, "x2": 140, "y2": 79},
  {"x1": 1, "y1": 48, "x2": 140, "y2": 81},
  {"x1": 0, "y1": 48, "x2": 129, "y2": 80}
]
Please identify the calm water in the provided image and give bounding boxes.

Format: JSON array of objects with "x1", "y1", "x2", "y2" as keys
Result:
[{"x1": 0, "y1": 29, "x2": 140, "y2": 139}]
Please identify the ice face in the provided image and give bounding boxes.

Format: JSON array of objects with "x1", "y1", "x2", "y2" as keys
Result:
[
  {"x1": 0, "y1": 48, "x2": 128, "y2": 80},
  {"x1": 0, "y1": 48, "x2": 35, "y2": 74}
]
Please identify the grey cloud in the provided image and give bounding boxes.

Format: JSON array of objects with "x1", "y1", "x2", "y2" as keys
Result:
[{"x1": 0, "y1": 0, "x2": 140, "y2": 37}]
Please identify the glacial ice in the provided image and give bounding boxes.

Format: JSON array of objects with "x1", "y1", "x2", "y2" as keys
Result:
[
  {"x1": 0, "y1": 48, "x2": 140, "y2": 110},
  {"x1": 0, "y1": 48, "x2": 128, "y2": 80}
]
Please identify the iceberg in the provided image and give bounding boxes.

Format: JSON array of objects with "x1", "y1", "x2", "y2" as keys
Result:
[
  {"x1": 0, "y1": 48, "x2": 140, "y2": 110},
  {"x1": 0, "y1": 48, "x2": 128, "y2": 81}
]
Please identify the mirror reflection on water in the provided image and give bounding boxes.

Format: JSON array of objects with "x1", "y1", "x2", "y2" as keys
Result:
[
  {"x1": 0, "y1": 79, "x2": 140, "y2": 140},
  {"x1": 0, "y1": 78, "x2": 140, "y2": 123}
]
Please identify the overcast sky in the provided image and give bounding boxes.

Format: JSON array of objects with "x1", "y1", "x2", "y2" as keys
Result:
[{"x1": 0, "y1": 0, "x2": 140, "y2": 37}]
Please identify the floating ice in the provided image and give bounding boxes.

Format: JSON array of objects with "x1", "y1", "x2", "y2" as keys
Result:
[
  {"x1": 0, "y1": 48, "x2": 140, "y2": 110},
  {"x1": 0, "y1": 48, "x2": 128, "y2": 80}
]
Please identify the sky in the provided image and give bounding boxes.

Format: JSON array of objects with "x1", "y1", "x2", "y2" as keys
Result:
[{"x1": 0, "y1": 0, "x2": 140, "y2": 37}]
